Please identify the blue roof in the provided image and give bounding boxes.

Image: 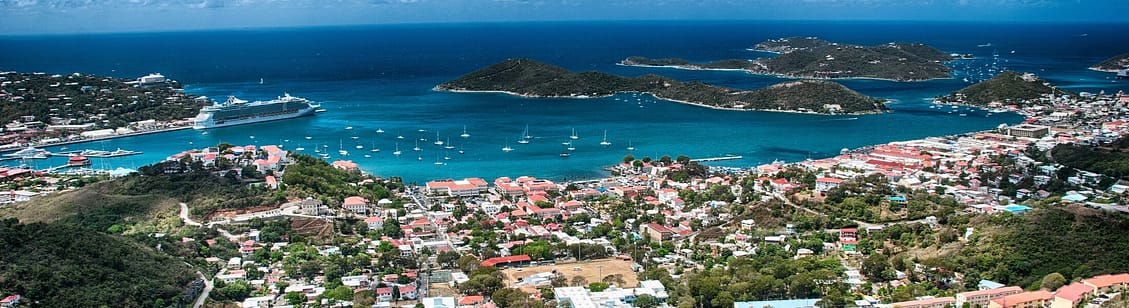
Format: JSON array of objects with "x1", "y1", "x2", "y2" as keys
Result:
[
  {"x1": 1004, "y1": 205, "x2": 1032, "y2": 212},
  {"x1": 889, "y1": 196, "x2": 907, "y2": 202},
  {"x1": 979, "y1": 280, "x2": 1006, "y2": 290},
  {"x1": 1063, "y1": 194, "x2": 1087, "y2": 202},
  {"x1": 734, "y1": 299, "x2": 821, "y2": 308}
]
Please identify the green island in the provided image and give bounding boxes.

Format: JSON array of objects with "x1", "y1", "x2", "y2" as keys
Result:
[
  {"x1": 934, "y1": 71, "x2": 1074, "y2": 107},
  {"x1": 436, "y1": 58, "x2": 888, "y2": 114},
  {"x1": 620, "y1": 36, "x2": 954, "y2": 81},
  {"x1": 1090, "y1": 52, "x2": 1129, "y2": 72}
]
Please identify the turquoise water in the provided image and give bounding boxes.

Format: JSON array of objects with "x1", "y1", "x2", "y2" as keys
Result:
[{"x1": 1, "y1": 21, "x2": 1125, "y2": 182}]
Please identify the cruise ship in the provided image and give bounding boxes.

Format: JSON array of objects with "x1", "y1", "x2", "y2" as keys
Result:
[{"x1": 193, "y1": 93, "x2": 320, "y2": 129}]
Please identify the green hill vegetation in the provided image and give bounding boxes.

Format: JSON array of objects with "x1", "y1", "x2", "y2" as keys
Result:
[
  {"x1": 1091, "y1": 52, "x2": 1129, "y2": 72},
  {"x1": 935, "y1": 71, "x2": 1072, "y2": 107},
  {"x1": 437, "y1": 58, "x2": 887, "y2": 114},
  {"x1": 1051, "y1": 136, "x2": 1129, "y2": 179},
  {"x1": 623, "y1": 37, "x2": 953, "y2": 81},
  {"x1": 0, "y1": 72, "x2": 208, "y2": 129},
  {"x1": 950, "y1": 206, "x2": 1129, "y2": 288},
  {"x1": 0, "y1": 218, "x2": 198, "y2": 307}
]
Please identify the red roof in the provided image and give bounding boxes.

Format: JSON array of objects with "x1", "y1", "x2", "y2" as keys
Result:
[
  {"x1": 481, "y1": 254, "x2": 531, "y2": 267},
  {"x1": 1054, "y1": 283, "x2": 1094, "y2": 302},
  {"x1": 459, "y1": 295, "x2": 485, "y2": 305},
  {"x1": 816, "y1": 177, "x2": 844, "y2": 184}
]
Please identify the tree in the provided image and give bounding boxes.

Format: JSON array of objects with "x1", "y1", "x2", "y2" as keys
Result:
[
  {"x1": 492, "y1": 288, "x2": 531, "y2": 308},
  {"x1": 457, "y1": 255, "x2": 481, "y2": 273},
  {"x1": 285, "y1": 291, "x2": 306, "y2": 305},
  {"x1": 862, "y1": 253, "x2": 893, "y2": 282},
  {"x1": 1041, "y1": 272, "x2": 1066, "y2": 290},
  {"x1": 437, "y1": 251, "x2": 462, "y2": 269},
  {"x1": 589, "y1": 282, "x2": 609, "y2": 292},
  {"x1": 711, "y1": 291, "x2": 735, "y2": 308},
  {"x1": 623, "y1": 154, "x2": 636, "y2": 163},
  {"x1": 354, "y1": 290, "x2": 376, "y2": 307},
  {"x1": 571, "y1": 275, "x2": 589, "y2": 286},
  {"x1": 636, "y1": 294, "x2": 659, "y2": 308}
]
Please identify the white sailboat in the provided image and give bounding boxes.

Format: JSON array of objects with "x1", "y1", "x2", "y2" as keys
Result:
[
  {"x1": 413, "y1": 140, "x2": 422, "y2": 151},
  {"x1": 393, "y1": 143, "x2": 402, "y2": 156},
  {"x1": 600, "y1": 130, "x2": 611, "y2": 146},
  {"x1": 460, "y1": 125, "x2": 470, "y2": 138},
  {"x1": 376, "y1": 128, "x2": 384, "y2": 134},
  {"x1": 338, "y1": 139, "x2": 349, "y2": 156},
  {"x1": 502, "y1": 141, "x2": 514, "y2": 152},
  {"x1": 626, "y1": 140, "x2": 635, "y2": 151},
  {"x1": 570, "y1": 128, "x2": 579, "y2": 140},
  {"x1": 370, "y1": 139, "x2": 380, "y2": 152},
  {"x1": 522, "y1": 125, "x2": 533, "y2": 140},
  {"x1": 396, "y1": 130, "x2": 404, "y2": 139},
  {"x1": 434, "y1": 155, "x2": 444, "y2": 165},
  {"x1": 434, "y1": 132, "x2": 444, "y2": 146},
  {"x1": 567, "y1": 140, "x2": 575, "y2": 151},
  {"x1": 444, "y1": 138, "x2": 455, "y2": 149}
]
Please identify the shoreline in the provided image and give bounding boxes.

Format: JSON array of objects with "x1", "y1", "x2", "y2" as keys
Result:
[
  {"x1": 616, "y1": 62, "x2": 951, "y2": 82},
  {"x1": 435, "y1": 86, "x2": 884, "y2": 115},
  {"x1": 1088, "y1": 67, "x2": 1122, "y2": 73},
  {"x1": 1, "y1": 125, "x2": 194, "y2": 153}
]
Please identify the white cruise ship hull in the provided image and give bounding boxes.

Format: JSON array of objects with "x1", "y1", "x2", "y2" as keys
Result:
[{"x1": 193, "y1": 107, "x2": 317, "y2": 129}]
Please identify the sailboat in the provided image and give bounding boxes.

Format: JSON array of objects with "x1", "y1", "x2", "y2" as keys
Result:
[
  {"x1": 434, "y1": 132, "x2": 444, "y2": 146},
  {"x1": 458, "y1": 144, "x2": 465, "y2": 155},
  {"x1": 626, "y1": 140, "x2": 635, "y2": 151},
  {"x1": 413, "y1": 140, "x2": 422, "y2": 151},
  {"x1": 570, "y1": 128, "x2": 579, "y2": 140},
  {"x1": 567, "y1": 140, "x2": 576, "y2": 151},
  {"x1": 396, "y1": 130, "x2": 404, "y2": 139},
  {"x1": 376, "y1": 128, "x2": 384, "y2": 134},
  {"x1": 259, "y1": 78, "x2": 264, "y2": 85},
  {"x1": 434, "y1": 155, "x2": 444, "y2": 165},
  {"x1": 393, "y1": 143, "x2": 402, "y2": 156},
  {"x1": 502, "y1": 141, "x2": 514, "y2": 152},
  {"x1": 600, "y1": 130, "x2": 611, "y2": 146},
  {"x1": 338, "y1": 139, "x2": 349, "y2": 156},
  {"x1": 460, "y1": 125, "x2": 470, "y2": 138},
  {"x1": 444, "y1": 138, "x2": 455, "y2": 149},
  {"x1": 522, "y1": 125, "x2": 533, "y2": 140},
  {"x1": 370, "y1": 138, "x2": 380, "y2": 152}
]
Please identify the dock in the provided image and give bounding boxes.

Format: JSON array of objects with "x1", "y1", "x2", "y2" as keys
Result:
[{"x1": 691, "y1": 156, "x2": 744, "y2": 162}]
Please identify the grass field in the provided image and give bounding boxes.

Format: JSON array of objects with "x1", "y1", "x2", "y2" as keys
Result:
[{"x1": 501, "y1": 258, "x2": 638, "y2": 293}]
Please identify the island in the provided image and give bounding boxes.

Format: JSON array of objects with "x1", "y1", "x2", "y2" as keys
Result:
[
  {"x1": 1090, "y1": 52, "x2": 1129, "y2": 77},
  {"x1": 435, "y1": 58, "x2": 888, "y2": 114},
  {"x1": 934, "y1": 71, "x2": 1073, "y2": 107},
  {"x1": 620, "y1": 36, "x2": 955, "y2": 81}
]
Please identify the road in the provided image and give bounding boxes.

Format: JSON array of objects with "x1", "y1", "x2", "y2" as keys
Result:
[
  {"x1": 179, "y1": 203, "x2": 240, "y2": 242},
  {"x1": 192, "y1": 270, "x2": 213, "y2": 308}
]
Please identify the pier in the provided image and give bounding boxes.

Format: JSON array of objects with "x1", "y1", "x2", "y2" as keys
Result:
[{"x1": 690, "y1": 155, "x2": 744, "y2": 162}]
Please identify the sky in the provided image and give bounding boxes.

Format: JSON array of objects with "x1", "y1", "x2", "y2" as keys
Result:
[{"x1": 1, "y1": 0, "x2": 1127, "y2": 35}]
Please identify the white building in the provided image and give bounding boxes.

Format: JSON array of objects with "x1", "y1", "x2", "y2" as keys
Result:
[{"x1": 555, "y1": 280, "x2": 669, "y2": 308}]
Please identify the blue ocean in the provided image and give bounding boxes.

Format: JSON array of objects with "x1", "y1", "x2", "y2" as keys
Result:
[{"x1": 2, "y1": 21, "x2": 1127, "y2": 182}]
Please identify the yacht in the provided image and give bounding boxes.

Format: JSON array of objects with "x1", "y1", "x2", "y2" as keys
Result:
[
  {"x1": 502, "y1": 141, "x2": 514, "y2": 152},
  {"x1": 393, "y1": 143, "x2": 402, "y2": 156},
  {"x1": 626, "y1": 140, "x2": 635, "y2": 151},
  {"x1": 560, "y1": 152, "x2": 570, "y2": 158},
  {"x1": 460, "y1": 125, "x2": 470, "y2": 138},
  {"x1": 600, "y1": 130, "x2": 612, "y2": 146},
  {"x1": 570, "y1": 128, "x2": 579, "y2": 140},
  {"x1": 444, "y1": 138, "x2": 455, "y2": 149},
  {"x1": 434, "y1": 132, "x2": 444, "y2": 146},
  {"x1": 413, "y1": 140, "x2": 422, "y2": 151},
  {"x1": 376, "y1": 128, "x2": 384, "y2": 134},
  {"x1": 567, "y1": 140, "x2": 575, "y2": 151},
  {"x1": 522, "y1": 125, "x2": 533, "y2": 140}
]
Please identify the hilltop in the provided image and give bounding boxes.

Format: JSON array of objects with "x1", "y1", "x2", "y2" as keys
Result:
[
  {"x1": 934, "y1": 71, "x2": 1072, "y2": 107},
  {"x1": 1091, "y1": 52, "x2": 1129, "y2": 72},
  {"x1": 620, "y1": 37, "x2": 954, "y2": 81},
  {"x1": 436, "y1": 58, "x2": 887, "y2": 114}
]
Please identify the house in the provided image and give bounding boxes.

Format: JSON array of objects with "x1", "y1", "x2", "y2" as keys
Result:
[
  {"x1": 376, "y1": 287, "x2": 394, "y2": 301},
  {"x1": 640, "y1": 223, "x2": 674, "y2": 242},
  {"x1": 399, "y1": 285, "x2": 419, "y2": 300},
  {"x1": 891, "y1": 297, "x2": 955, "y2": 308},
  {"x1": 421, "y1": 297, "x2": 456, "y2": 308},
  {"x1": 426, "y1": 178, "x2": 488, "y2": 197},
  {"x1": 481, "y1": 255, "x2": 531, "y2": 268},
  {"x1": 300, "y1": 198, "x2": 325, "y2": 215},
  {"x1": 956, "y1": 286, "x2": 1022, "y2": 307},
  {"x1": 989, "y1": 290, "x2": 1053, "y2": 308},
  {"x1": 457, "y1": 295, "x2": 486, "y2": 308},
  {"x1": 1082, "y1": 273, "x2": 1129, "y2": 294},
  {"x1": 264, "y1": 175, "x2": 279, "y2": 189},
  {"x1": 365, "y1": 216, "x2": 385, "y2": 230},
  {"x1": 1, "y1": 295, "x2": 20, "y2": 308},
  {"x1": 332, "y1": 160, "x2": 359, "y2": 171},
  {"x1": 815, "y1": 177, "x2": 845, "y2": 193},
  {"x1": 343, "y1": 196, "x2": 370, "y2": 215},
  {"x1": 1051, "y1": 282, "x2": 1095, "y2": 308},
  {"x1": 217, "y1": 270, "x2": 247, "y2": 284}
]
